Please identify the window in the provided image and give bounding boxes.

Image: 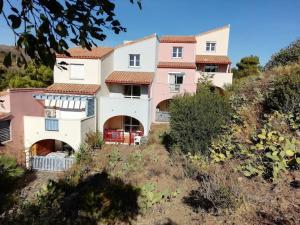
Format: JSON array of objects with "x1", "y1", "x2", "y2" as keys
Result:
[
  {"x1": 124, "y1": 116, "x2": 141, "y2": 133},
  {"x1": 129, "y1": 54, "x2": 140, "y2": 67},
  {"x1": 0, "y1": 120, "x2": 11, "y2": 143},
  {"x1": 169, "y1": 73, "x2": 184, "y2": 92},
  {"x1": 206, "y1": 42, "x2": 216, "y2": 52},
  {"x1": 172, "y1": 47, "x2": 183, "y2": 58},
  {"x1": 70, "y1": 64, "x2": 84, "y2": 80},
  {"x1": 124, "y1": 85, "x2": 141, "y2": 98},
  {"x1": 204, "y1": 64, "x2": 219, "y2": 72}
]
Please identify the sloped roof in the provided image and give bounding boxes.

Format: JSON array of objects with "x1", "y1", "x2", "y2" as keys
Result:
[
  {"x1": 196, "y1": 24, "x2": 230, "y2": 36},
  {"x1": 157, "y1": 62, "x2": 196, "y2": 69},
  {"x1": 105, "y1": 71, "x2": 154, "y2": 85},
  {"x1": 160, "y1": 36, "x2": 196, "y2": 43},
  {"x1": 115, "y1": 34, "x2": 157, "y2": 49},
  {"x1": 56, "y1": 47, "x2": 113, "y2": 59},
  {"x1": 196, "y1": 55, "x2": 231, "y2": 64},
  {"x1": 45, "y1": 83, "x2": 100, "y2": 95}
]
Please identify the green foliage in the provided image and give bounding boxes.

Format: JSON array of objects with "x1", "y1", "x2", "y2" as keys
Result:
[
  {"x1": 233, "y1": 55, "x2": 261, "y2": 79},
  {"x1": 2, "y1": 172, "x2": 141, "y2": 225},
  {"x1": 85, "y1": 130, "x2": 104, "y2": 149},
  {"x1": 138, "y1": 183, "x2": 179, "y2": 212},
  {"x1": 0, "y1": 155, "x2": 24, "y2": 213},
  {"x1": 107, "y1": 147, "x2": 122, "y2": 170},
  {"x1": 265, "y1": 39, "x2": 300, "y2": 69},
  {"x1": 0, "y1": 62, "x2": 53, "y2": 90},
  {"x1": 169, "y1": 83, "x2": 232, "y2": 155},
  {"x1": 265, "y1": 71, "x2": 300, "y2": 116},
  {"x1": 0, "y1": 0, "x2": 142, "y2": 67},
  {"x1": 122, "y1": 150, "x2": 144, "y2": 174},
  {"x1": 75, "y1": 144, "x2": 92, "y2": 164}
]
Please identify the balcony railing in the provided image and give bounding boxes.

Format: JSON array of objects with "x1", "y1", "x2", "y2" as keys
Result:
[
  {"x1": 170, "y1": 84, "x2": 180, "y2": 93},
  {"x1": 45, "y1": 118, "x2": 59, "y2": 131},
  {"x1": 156, "y1": 111, "x2": 171, "y2": 122}
]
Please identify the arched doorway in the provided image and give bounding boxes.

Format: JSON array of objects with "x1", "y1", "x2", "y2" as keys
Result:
[
  {"x1": 103, "y1": 116, "x2": 144, "y2": 144},
  {"x1": 30, "y1": 139, "x2": 75, "y2": 171},
  {"x1": 31, "y1": 139, "x2": 74, "y2": 157},
  {"x1": 155, "y1": 99, "x2": 172, "y2": 122}
]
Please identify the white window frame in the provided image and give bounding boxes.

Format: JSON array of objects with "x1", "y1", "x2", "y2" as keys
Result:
[
  {"x1": 124, "y1": 85, "x2": 141, "y2": 99},
  {"x1": 206, "y1": 42, "x2": 216, "y2": 52},
  {"x1": 129, "y1": 54, "x2": 141, "y2": 67},
  {"x1": 204, "y1": 64, "x2": 219, "y2": 72},
  {"x1": 70, "y1": 63, "x2": 85, "y2": 80},
  {"x1": 0, "y1": 120, "x2": 12, "y2": 143},
  {"x1": 172, "y1": 47, "x2": 183, "y2": 58},
  {"x1": 168, "y1": 72, "x2": 184, "y2": 93},
  {"x1": 123, "y1": 116, "x2": 141, "y2": 133}
]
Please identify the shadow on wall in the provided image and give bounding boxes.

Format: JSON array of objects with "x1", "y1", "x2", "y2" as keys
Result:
[{"x1": 1, "y1": 171, "x2": 141, "y2": 225}]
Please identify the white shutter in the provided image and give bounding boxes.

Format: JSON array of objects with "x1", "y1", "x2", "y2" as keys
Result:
[{"x1": 70, "y1": 64, "x2": 84, "y2": 80}]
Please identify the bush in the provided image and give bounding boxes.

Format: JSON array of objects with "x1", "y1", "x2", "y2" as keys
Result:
[
  {"x1": 183, "y1": 173, "x2": 240, "y2": 214},
  {"x1": 265, "y1": 71, "x2": 300, "y2": 115},
  {"x1": 265, "y1": 39, "x2": 300, "y2": 70},
  {"x1": 0, "y1": 156, "x2": 24, "y2": 213},
  {"x1": 169, "y1": 84, "x2": 232, "y2": 155},
  {"x1": 84, "y1": 130, "x2": 104, "y2": 149}
]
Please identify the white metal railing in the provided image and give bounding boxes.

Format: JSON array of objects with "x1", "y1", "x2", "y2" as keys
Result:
[
  {"x1": 156, "y1": 111, "x2": 171, "y2": 122},
  {"x1": 31, "y1": 156, "x2": 75, "y2": 171},
  {"x1": 169, "y1": 84, "x2": 180, "y2": 93}
]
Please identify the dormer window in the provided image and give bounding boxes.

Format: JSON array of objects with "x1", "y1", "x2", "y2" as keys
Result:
[
  {"x1": 172, "y1": 47, "x2": 183, "y2": 58},
  {"x1": 206, "y1": 42, "x2": 216, "y2": 52},
  {"x1": 129, "y1": 54, "x2": 140, "y2": 67}
]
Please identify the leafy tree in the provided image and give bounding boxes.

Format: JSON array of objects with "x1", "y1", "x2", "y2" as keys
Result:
[
  {"x1": 0, "y1": 62, "x2": 53, "y2": 90},
  {"x1": 169, "y1": 83, "x2": 232, "y2": 155},
  {"x1": 265, "y1": 39, "x2": 300, "y2": 70},
  {"x1": 233, "y1": 56, "x2": 261, "y2": 79},
  {"x1": 3, "y1": 51, "x2": 12, "y2": 67},
  {"x1": 0, "y1": 0, "x2": 141, "y2": 67}
]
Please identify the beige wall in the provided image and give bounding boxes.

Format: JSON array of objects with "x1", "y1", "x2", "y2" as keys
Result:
[
  {"x1": 196, "y1": 25, "x2": 230, "y2": 56},
  {"x1": 54, "y1": 58, "x2": 101, "y2": 84},
  {"x1": 100, "y1": 52, "x2": 114, "y2": 96}
]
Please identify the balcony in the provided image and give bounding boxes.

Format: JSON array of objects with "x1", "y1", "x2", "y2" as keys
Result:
[
  {"x1": 196, "y1": 71, "x2": 233, "y2": 88},
  {"x1": 156, "y1": 111, "x2": 170, "y2": 122},
  {"x1": 24, "y1": 116, "x2": 95, "y2": 151}
]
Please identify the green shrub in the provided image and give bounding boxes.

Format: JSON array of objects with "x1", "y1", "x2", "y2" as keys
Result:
[
  {"x1": 265, "y1": 71, "x2": 300, "y2": 115},
  {"x1": 169, "y1": 84, "x2": 232, "y2": 155},
  {"x1": 265, "y1": 39, "x2": 300, "y2": 69},
  {"x1": 75, "y1": 144, "x2": 92, "y2": 164},
  {"x1": 0, "y1": 156, "x2": 24, "y2": 213},
  {"x1": 85, "y1": 130, "x2": 104, "y2": 149}
]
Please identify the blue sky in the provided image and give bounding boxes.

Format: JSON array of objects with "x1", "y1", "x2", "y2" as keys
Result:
[{"x1": 1, "y1": 0, "x2": 300, "y2": 66}]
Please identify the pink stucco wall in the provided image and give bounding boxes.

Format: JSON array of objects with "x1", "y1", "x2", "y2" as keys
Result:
[
  {"x1": 158, "y1": 43, "x2": 196, "y2": 62},
  {"x1": 0, "y1": 89, "x2": 45, "y2": 164},
  {"x1": 151, "y1": 42, "x2": 197, "y2": 122}
]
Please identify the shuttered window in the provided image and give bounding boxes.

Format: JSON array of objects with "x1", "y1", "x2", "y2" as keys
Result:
[
  {"x1": 70, "y1": 64, "x2": 84, "y2": 80},
  {"x1": 0, "y1": 120, "x2": 11, "y2": 143}
]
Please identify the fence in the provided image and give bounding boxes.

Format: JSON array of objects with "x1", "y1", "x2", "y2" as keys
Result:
[
  {"x1": 156, "y1": 111, "x2": 171, "y2": 122},
  {"x1": 31, "y1": 156, "x2": 75, "y2": 171}
]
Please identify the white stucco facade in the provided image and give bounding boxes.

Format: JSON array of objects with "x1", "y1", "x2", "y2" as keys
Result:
[
  {"x1": 54, "y1": 58, "x2": 102, "y2": 85},
  {"x1": 196, "y1": 25, "x2": 230, "y2": 56}
]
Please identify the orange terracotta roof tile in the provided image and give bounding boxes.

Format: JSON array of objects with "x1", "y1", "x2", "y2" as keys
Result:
[
  {"x1": 157, "y1": 62, "x2": 196, "y2": 69},
  {"x1": 45, "y1": 83, "x2": 100, "y2": 95},
  {"x1": 0, "y1": 112, "x2": 11, "y2": 121},
  {"x1": 160, "y1": 36, "x2": 196, "y2": 43},
  {"x1": 196, "y1": 55, "x2": 231, "y2": 64},
  {"x1": 56, "y1": 47, "x2": 113, "y2": 59},
  {"x1": 105, "y1": 71, "x2": 154, "y2": 85}
]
